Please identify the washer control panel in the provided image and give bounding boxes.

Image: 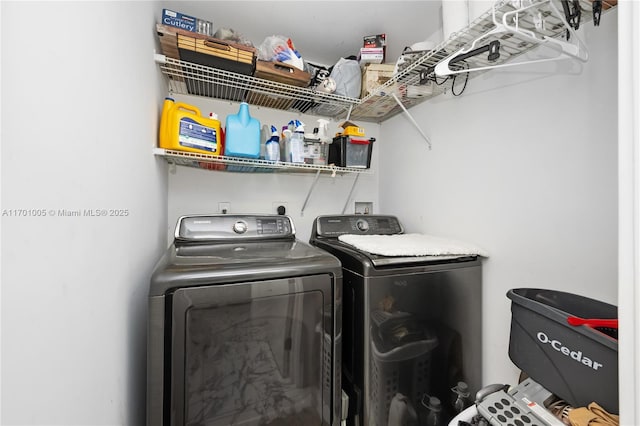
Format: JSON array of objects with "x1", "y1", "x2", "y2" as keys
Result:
[
  {"x1": 176, "y1": 214, "x2": 294, "y2": 242},
  {"x1": 315, "y1": 215, "x2": 403, "y2": 237}
]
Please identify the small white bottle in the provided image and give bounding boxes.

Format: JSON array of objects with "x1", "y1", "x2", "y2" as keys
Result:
[
  {"x1": 265, "y1": 125, "x2": 280, "y2": 162},
  {"x1": 289, "y1": 120, "x2": 305, "y2": 163},
  {"x1": 281, "y1": 124, "x2": 292, "y2": 163},
  {"x1": 452, "y1": 381, "x2": 471, "y2": 414}
]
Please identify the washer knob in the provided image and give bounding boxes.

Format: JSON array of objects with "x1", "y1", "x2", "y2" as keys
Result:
[
  {"x1": 233, "y1": 221, "x2": 248, "y2": 234},
  {"x1": 356, "y1": 219, "x2": 369, "y2": 232}
]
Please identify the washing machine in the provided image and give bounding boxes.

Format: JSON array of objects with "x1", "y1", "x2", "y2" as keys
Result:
[
  {"x1": 147, "y1": 214, "x2": 343, "y2": 426},
  {"x1": 310, "y1": 215, "x2": 483, "y2": 426}
]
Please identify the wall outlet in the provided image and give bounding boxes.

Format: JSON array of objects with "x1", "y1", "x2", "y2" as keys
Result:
[
  {"x1": 218, "y1": 202, "x2": 230, "y2": 214},
  {"x1": 272, "y1": 202, "x2": 288, "y2": 215}
]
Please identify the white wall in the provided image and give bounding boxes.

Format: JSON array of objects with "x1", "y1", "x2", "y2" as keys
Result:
[
  {"x1": 165, "y1": 95, "x2": 380, "y2": 244},
  {"x1": 379, "y1": 11, "x2": 619, "y2": 385},
  {"x1": 1, "y1": 2, "x2": 167, "y2": 425},
  {"x1": 617, "y1": 1, "x2": 640, "y2": 423}
]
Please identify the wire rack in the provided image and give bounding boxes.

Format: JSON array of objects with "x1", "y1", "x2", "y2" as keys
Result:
[
  {"x1": 350, "y1": 0, "x2": 617, "y2": 121},
  {"x1": 157, "y1": 56, "x2": 359, "y2": 119},
  {"x1": 156, "y1": 0, "x2": 616, "y2": 124},
  {"x1": 154, "y1": 148, "x2": 373, "y2": 175}
]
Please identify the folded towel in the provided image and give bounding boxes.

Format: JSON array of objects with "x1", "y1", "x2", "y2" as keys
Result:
[
  {"x1": 568, "y1": 402, "x2": 619, "y2": 426},
  {"x1": 338, "y1": 233, "x2": 489, "y2": 257}
]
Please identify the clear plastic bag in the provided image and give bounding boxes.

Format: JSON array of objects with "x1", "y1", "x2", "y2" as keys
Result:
[{"x1": 258, "y1": 35, "x2": 303, "y2": 70}]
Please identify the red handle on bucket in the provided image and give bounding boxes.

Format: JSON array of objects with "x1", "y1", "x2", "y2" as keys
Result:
[{"x1": 567, "y1": 316, "x2": 618, "y2": 329}]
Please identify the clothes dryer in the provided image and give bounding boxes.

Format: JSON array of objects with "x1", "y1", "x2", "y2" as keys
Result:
[{"x1": 147, "y1": 214, "x2": 343, "y2": 426}]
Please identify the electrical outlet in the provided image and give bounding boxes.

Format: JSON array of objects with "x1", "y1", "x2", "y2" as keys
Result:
[
  {"x1": 272, "y1": 202, "x2": 288, "y2": 215},
  {"x1": 218, "y1": 202, "x2": 230, "y2": 214}
]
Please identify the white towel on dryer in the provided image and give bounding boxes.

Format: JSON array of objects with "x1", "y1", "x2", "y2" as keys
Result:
[{"x1": 338, "y1": 233, "x2": 489, "y2": 257}]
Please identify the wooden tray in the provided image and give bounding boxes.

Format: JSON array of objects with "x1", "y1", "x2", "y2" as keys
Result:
[
  {"x1": 254, "y1": 60, "x2": 311, "y2": 87},
  {"x1": 156, "y1": 24, "x2": 256, "y2": 75}
]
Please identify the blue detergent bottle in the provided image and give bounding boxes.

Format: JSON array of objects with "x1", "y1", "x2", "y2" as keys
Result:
[{"x1": 224, "y1": 102, "x2": 261, "y2": 158}]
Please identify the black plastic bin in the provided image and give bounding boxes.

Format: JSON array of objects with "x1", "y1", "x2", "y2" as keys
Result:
[
  {"x1": 506, "y1": 288, "x2": 618, "y2": 414},
  {"x1": 328, "y1": 136, "x2": 375, "y2": 169}
]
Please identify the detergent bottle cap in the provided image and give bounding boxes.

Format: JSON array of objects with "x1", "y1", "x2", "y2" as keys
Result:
[{"x1": 454, "y1": 381, "x2": 470, "y2": 396}]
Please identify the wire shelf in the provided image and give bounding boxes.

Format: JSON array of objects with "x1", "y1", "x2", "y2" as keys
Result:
[
  {"x1": 157, "y1": 56, "x2": 359, "y2": 120},
  {"x1": 349, "y1": 0, "x2": 616, "y2": 121},
  {"x1": 156, "y1": 0, "x2": 616, "y2": 123},
  {"x1": 154, "y1": 148, "x2": 373, "y2": 175}
]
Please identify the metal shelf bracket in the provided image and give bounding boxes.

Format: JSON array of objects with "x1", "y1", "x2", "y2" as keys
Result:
[
  {"x1": 391, "y1": 93, "x2": 432, "y2": 150},
  {"x1": 342, "y1": 174, "x2": 361, "y2": 214},
  {"x1": 301, "y1": 170, "x2": 322, "y2": 216}
]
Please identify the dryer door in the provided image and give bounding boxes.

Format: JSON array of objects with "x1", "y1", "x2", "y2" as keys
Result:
[{"x1": 169, "y1": 274, "x2": 336, "y2": 426}]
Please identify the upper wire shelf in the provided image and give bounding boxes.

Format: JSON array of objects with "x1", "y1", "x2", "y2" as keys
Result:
[
  {"x1": 155, "y1": 0, "x2": 616, "y2": 123},
  {"x1": 351, "y1": 0, "x2": 616, "y2": 121},
  {"x1": 156, "y1": 55, "x2": 359, "y2": 120}
]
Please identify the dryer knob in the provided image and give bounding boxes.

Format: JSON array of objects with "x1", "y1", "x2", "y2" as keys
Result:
[
  {"x1": 356, "y1": 219, "x2": 369, "y2": 232},
  {"x1": 233, "y1": 221, "x2": 248, "y2": 234}
]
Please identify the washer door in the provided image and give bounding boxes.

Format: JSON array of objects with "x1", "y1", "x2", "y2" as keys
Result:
[{"x1": 169, "y1": 274, "x2": 336, "y2": 426}]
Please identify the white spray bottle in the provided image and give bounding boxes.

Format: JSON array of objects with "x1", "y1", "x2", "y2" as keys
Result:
[
  {"x1": 316, "y1": 118, "x2": 331, "y2": 143},
  {"x1": 265, "y1": 125, "x2": 281, "y2": 161},
  {"x1": 289, "y1": 120, "x2": 305, "y2": 163}
]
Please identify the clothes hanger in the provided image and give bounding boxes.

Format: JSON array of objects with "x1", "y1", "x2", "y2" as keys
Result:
[{"x1": 434, "y1": 0, "x2": 589, "y2": 77}]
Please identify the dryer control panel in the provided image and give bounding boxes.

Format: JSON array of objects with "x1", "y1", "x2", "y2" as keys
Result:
[
  {"x1": 175, "y1": 214, "x2": 295, "y2": 242},
  {"x1": 314, "y1": 215, "x2": 403, "y2": 237}
]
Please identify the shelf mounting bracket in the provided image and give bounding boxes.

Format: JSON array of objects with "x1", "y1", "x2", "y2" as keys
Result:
[
  {"x1": 154, "y1": 52, "x2": 167, "y2": 64},
  {"x1": 301, "y1": 170, "x2": 322, "y2": 216},
  {"x1": 391, "y1": 93, "x2": 432, "y2": 150},
  {"x1": 341, "y1": 173, "x2": 361, "y2": 214}
]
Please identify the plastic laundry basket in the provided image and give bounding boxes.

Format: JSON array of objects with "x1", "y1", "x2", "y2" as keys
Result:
[{"x1": 369, "y1": 333, "x2": 438, "y2": 425}]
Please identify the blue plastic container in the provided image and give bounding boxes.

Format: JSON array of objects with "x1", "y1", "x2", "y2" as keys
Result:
[{"x1": 224, "y1": 102, "x2": 261, "y2": 158}]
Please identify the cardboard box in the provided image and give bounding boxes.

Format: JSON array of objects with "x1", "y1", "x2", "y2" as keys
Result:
[
  {"x1": 361, "y1": 63, "x2": 396, "y2": 98},
  {"x1": 363, "y1": 34, "x2": 386, "y2": 62},
  {"x1": 162, "y1": 9, "x2": 213, "y2": 36},
  {"x1": 162, "y1": 9, "x2": 197, "y2": 32},
  {"x1": 359, "y1": 47, "x2": 384, "y2": 64}
]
